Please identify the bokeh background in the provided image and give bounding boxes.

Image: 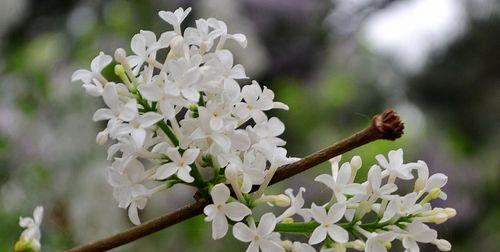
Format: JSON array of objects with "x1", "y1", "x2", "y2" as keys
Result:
[{"x1": 0, "y1": 0, "x2": 499, "y2": 251}]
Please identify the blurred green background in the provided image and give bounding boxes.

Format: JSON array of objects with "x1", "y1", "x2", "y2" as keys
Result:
[{"x1": 0, "y1": 0, "x2": 499, "y2": 251}]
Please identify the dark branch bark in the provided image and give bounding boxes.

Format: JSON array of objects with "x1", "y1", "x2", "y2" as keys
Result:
[{"x1": 66, "y1": 109, "x2": 403, "y2": 252}]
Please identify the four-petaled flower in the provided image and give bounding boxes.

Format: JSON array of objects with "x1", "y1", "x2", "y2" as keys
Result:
[
  {"x1": 155, "y1": 147, "x2": 200, "y2": 182},
  {"x1": 309, "y1": 203, "x2": 349, "y2": 245},
  {"x1": 233, "y1": 213, "x2": 284, "y2": 252},
  {"x1": 204, "y1": 184, "x2": 252, "y2": 239}
]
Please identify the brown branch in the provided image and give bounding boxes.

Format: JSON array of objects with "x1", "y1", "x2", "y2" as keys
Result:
[{"x1": 66, "y1": 109, "x2": 403, "y2": 252}]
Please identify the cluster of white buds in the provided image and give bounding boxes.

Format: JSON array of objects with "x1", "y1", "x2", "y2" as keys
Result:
[
  {"x1": 14, "y1": 206, "x2": 44, "y2": 252},
  {"x1": 72, "y1": 7, "x2": 456, "y2": 252}
]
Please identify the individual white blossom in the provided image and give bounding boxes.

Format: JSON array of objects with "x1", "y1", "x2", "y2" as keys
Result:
[
  {"x1": 16, "y1": 206, "x2": 44, "y2": 252},
  {"x1": 155, "y1": 147, "x2": 200, "y2": 182},
  {"x1": 276, "y1": 187, "x2": 311, "y2": 222},
  {"x1": 315, "y1": 161, "x2": 365, "y2": 202},
  {"x1": 414, "y1": 160, "x2": 448, "y2": 199},
  {"x1": 399, "y1": 220, "x2": 437, "y2": 252},
  {"x1": 364, "y1": 231, "x2": 396, "y2": 252},
  {"x1": 375, "y1": 148, "x2": 416, "y2": 180},
  {"x1": 235, "y1": 81, "x2": 288, "y2": 123},
  {"x1": 233, "y1": 213, "x2": 284, "y2": 252},
  {"x1": 72, "y1": 52, "x2": 111, "y2": 96},
  {"x1": 309, "y1": 203, "x2": 349, "y2": 244},
  {"x1": 204, "y1": 184, "x2": 251, "y2": 239},
  {"x1": 159, "y1": 7, "x2": 192, "y2": 34},
  {"x1": 380, "y1": 193, "x2": 425, "y2": 223}
]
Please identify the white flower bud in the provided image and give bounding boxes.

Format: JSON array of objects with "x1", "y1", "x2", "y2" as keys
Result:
[
  {"x1": 96, "y1": 129, "x2": 108, "y2": 145},
  {"x1": 114, "y1": 48, "x2": 127, "y2": 63},
  {"x1": 350, "y1": 156, "x2": 362, "y2": 170},
  {"x1": 345, "y1": 240, "x2": 365, "y2": 250},
  {"x1": 433, "y1": 213, "x2": 448, "y2": 224},
  {"x1": 281, "y1": 240, "x2": 293, "y2": 251},
  {"x1": 271, "y1": 194, "x2": 291, "y2": 207},
  {"x1": 443, "y1": 208, "x2": 456, "y2": 218},
  {"x1": 434, "y1": 239, "x2": 452, "y2": 251},
  {"x1": 255, "y1": 194, "x2": 290, "y2": 207}
]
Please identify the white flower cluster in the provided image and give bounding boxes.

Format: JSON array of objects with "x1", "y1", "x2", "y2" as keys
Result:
[
  {"x1": 15, "y1": 206, "x2": 43, "y2": 252},
  {"x1": 204, "y1": 150, "x2": 455, "y2": 252},
  {"x1": 72, "y1": 7, "x2": 294, "y2": 225},
  {"x1": 73, "y1": 7, "x2": 456, "y2": 252}
]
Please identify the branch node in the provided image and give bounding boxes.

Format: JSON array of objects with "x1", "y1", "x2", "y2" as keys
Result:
[{"x1": 372, "y1": 108, "x2": 404, "y2": 140}]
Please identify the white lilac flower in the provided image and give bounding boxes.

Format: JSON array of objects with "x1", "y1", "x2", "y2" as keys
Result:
[
  {"x1": 348, "y1": 165, "x2": 397, "y2": 205},
  {"x1": 399, "y1": 220, "x2": 437, "y2": 252},
  {"x1": 110, "y1": 111, "x2": 163, "y2": 145},
  {"x1": 155, "y1": 147, "x2": 200, "y2": 182},
  {"x1": 235, "y1": 81, "x2": 288, "y2": 123},
  {"x1": 127, "y1": 188, "x2": 151, "y2": 225},
  {"x1": 414, "y1": 160, "x2": 448, "y2": 200},
  {"x1": 184, "y1": 18, "x2": 223, "y2": 52},
  {"x1": 92, "y1": 83, "x2": 138, "y2": 126},
  {"x1": 226, "y1": 150, "x2": 267, "y2": 193},
  {"x1": 72, "y1": 52, "x2": 111, "y2": 96},
  {"x1": 380, "y1": 193, "x2": 425, "y2": 223},
  {"x1": 159, "y1": 7, "x2": 192, "y2": 34},
  {"x1": 249, "y1": 117, "x2": 287, "y2": 149},
  {"x1": 203, "y1": 184, "x2": 251, "y2": 239},
  {"x1": 276, "y1": 187, "x2": 311, "y2": 222},
  {"x1": 309, "y1": 203, "x2": 349, "y2": 245},
  {"x1": 315, "y1": 162, "x2": 365, "y2": 203},
  {"x1": 137, "y1": 74, "x2": 182, "y2": 120},
  {"x1": 127, "y1": 30, "x2": 173, "y2": 74},
  {"x1": 106, "y1": 158, "x2": 149, "y2": 209},
  {"x1": 16, "y1": 206, "x2": 43, "y2": 252},
  {"x1": 364, "y1": 231, "x2": 396, "y2": 252},
  {"x1": 207, "y1": 17, "x2": 248, "y2": 48},
  {"x1": 375, "y1": 148, "x2": 416, "y2": 180},
  {"x1": 233, "y1": 213, "x2": 284, "y2": 252}
]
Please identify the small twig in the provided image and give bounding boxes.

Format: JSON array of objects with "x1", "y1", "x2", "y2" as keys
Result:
[{"x1": 66, "y1": 109, "x2": 403, "y2": 252}]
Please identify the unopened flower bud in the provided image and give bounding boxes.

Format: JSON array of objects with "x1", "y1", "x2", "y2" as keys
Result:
[
  {"x1": 345, "y1": 240, "x2": 365, "y2": 251},
  {"x1": 96, "y1": 129, "x2": 108, "y2": 145},
  {"x1": 256, "y1": 194, "x2": 291, "y2": 207},
  {"x1": 114, "y1": 48, "x2": 127, "y2": 63},
  {"x1": 434, "y1": 239, "x2": 451, "y2": 251},
  {"x1": 443, "y1": 208, "x2": 456, "y2": 218},
  {"x1": 281, "y1": 240, "x2": 293, "y2": 251},
  {"x1": 350, "y1": 156, "x2": 362, "y2": 170},
  {"x1": 433, "y1": 213, "x2": 448, "y2": 224},
  {"x1": 271, "y1": 194, "x2": 291, "y2": 207}
]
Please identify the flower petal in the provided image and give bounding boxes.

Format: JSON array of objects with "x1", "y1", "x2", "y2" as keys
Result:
[
  {"x1": 212, "y1": 213, "x2": 229, "y2": 240},
  {"x1": 223, "y1": 202, "x2": 251, "y2": 221},
  {"x1": 308, "y1": 226, "x2": 327, "y2": 245},
  {"x1": 210, "y1": 183, "x2": 230, "y2": 205},
  {"x1": 257, "y1": 213, "x2": 277, "y2": 236},
  {"x1": 155, "y1": 163, "x2": 178, "y2": 180},
  {"x1": 327, "y1": 224, "x2": 349, "y2": 243},
  {"x1": 233, "y1": 223, "x2": 254, "y2": 242}
]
